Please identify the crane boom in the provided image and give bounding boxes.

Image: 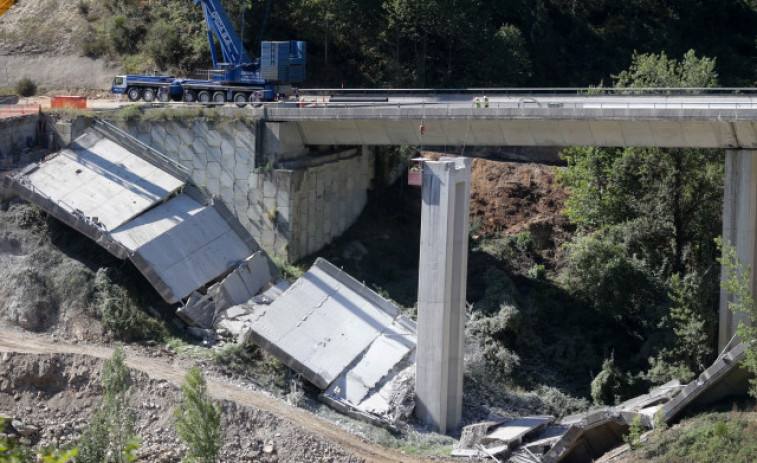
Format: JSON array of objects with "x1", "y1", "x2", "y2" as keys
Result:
[{"x1": 194, "y1": 0, "x2": 252, "y2": 67}]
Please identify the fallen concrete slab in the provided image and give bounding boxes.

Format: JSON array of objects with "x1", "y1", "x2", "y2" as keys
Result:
[
  {"x1": 111, "y1": 194, "x2": 257, "y2": 303},
  {"x1": 177, "y1": 251, "x2": 280, "y2": 328},
  {"x1": 482, "y1": 415, "x2": 555, "y2": 448},
  {"x1": 5, "y1": 120, "x2": 264, "y2": 306},
  {"x1": 19, "y1": 128, "x2": 185, "y2": 230},
  {"x1": 659, "y1": 342, "x2": 750, "y2": 423},
  {"x1": 240, "y1": 258, "x2": 417, "y2": 421},
  {"x1": 540, "y1": 344, "x2": 751, "y2": 463}
]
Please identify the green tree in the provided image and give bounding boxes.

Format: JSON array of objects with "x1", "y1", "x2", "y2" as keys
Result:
[
  {"x1": 557, "y1": 50, "x2": 723, "y2": 384},
  {"x1": 174, "y1": 366, "x2": 224, "y2": 463},
  {"x1": 717, "y1": 238, "x2": 757, "y2": 398},
  {"x1": 77, "y1": 347, "x2": 139, "y2": 463}
]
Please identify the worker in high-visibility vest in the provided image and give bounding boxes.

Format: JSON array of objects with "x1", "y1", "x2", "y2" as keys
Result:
[
  {"x1": 474, "y1": 96, "x2": 481, "y2": 108},
  {"x1": 483, "y1": 96, "x2": 489, "y2": 108}
]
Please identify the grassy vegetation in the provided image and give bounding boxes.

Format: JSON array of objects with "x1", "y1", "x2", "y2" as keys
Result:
[
  {"x1": 211, "y1": 343, "x2": 291, "y2": 394},
  {"x1": 626, "y1": 410, "x2": 757, "y2": 462}
]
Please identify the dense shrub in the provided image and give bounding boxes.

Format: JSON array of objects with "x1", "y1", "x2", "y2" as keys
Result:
[
  {"x1": 15, "y1": 77, "x2": 37, "y2": 97},
  {"x1": 90, "y1": 268, "x2": 164, "y2": 341}
]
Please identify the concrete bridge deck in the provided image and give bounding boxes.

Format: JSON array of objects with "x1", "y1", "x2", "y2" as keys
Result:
[{"x1": 259, "y1": 95, "x2": 757, "y2": 148}]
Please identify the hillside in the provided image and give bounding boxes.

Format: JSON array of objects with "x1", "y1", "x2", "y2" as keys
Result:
[
  {"x1": 3, "y1": 0, "x2": 757, "y2": 91},
  {"x1": 0, "y1": 0, "x2": 118, "y2": 90}
]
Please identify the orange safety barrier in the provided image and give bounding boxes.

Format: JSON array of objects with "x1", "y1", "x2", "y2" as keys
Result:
[
  {"x1": 0, "y1": 0, "x2": 16, "y2": 18},
  {"x1": 0, "y1": 104, "x2": 41, "y2": 119},
  {"x1": 50, "y1": 96, "x2": 87, "y2": 110}
]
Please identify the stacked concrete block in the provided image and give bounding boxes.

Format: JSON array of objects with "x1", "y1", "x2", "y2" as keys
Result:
[
  {"x1": 116, "y1": 119, "x2": 374, "y2": 263},
  {"x1": 287, "y1": 146, "x2": 375, "y2": 261}
]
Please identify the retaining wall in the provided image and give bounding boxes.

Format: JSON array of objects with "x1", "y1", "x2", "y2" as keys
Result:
[
  {"x1": 0, "y1": 115, "x2": 40, "y2": 168},
  {"x1": 114, "y1": 118, "x2": 374, "y2": 261}
]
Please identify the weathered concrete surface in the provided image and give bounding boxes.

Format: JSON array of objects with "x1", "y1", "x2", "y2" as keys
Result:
[
  {"x1": 111, "y1": 194, "x2": 257, "y2": 303},
  {"x1": 264, "y1": 101, "x2": 757, "y2": 148},
  {"x1": 719, "y1": 149, "x2": 757, "y2": 350},
  {"x1": 240, "y1": 258, "x2": 416, "y2": 422},
  {"x1": 6, "y1": 123, "x2": 264, "y2": 306},
  {"x1": 22, "y1": 130, "x2": 184, "y2": 230},
  {"x1": 415, "y1": 157, "x2": 472, "y2": 434},
  {"x1": 659, "y1": 342, "x2": 750, "y2": 423},
  {"x1": 540, "y1": 344, "x2": 749, "y2": 463},
  {"x1": 177, "y1": 251, "x2": 279, "y2": 328},
  {"x1": 115, "y1": 119, "x2": 375, "y2": 261},
  {"x1": 242, "y1": 258, "x2": 415, "y2": 388},
  {"x1": 481, "y1": 416, "x2": 555, "y2": 447}
]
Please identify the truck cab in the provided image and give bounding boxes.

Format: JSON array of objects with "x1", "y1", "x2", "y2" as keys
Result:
[{"x1": 111, "y1": 76, "x2": 127, "y2": 95}]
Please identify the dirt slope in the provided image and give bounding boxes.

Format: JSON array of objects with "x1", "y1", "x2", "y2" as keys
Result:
[{"x1": 0, "y1": 328, "x2": 433, "y2": 463}]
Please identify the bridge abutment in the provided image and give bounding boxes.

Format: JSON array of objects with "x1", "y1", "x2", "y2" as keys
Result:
[
  {"x1": 115, "y1": 118, "x2": 374, "y2": 262},
  {"x1": 719, "y1": 149, "x2": 757, "y2": 350}
]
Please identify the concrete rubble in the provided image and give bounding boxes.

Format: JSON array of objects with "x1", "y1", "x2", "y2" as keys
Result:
[
  {"x1": 454, "y1": 342, "x2": 750, "y2": 463},
  {"x1": 236, "y1": 257, "x2": 417, "y2": 424},
  {"x1": 177, "y1": 250, "x2": 280, "y2": 329}
]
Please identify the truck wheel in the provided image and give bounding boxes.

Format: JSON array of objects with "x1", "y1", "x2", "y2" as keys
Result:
[
  {"x1": 142, "y1": 88, "x2": 156, "y2": 102},
  {"x1": 198, "y1": 91, "x2": 211, "y2": 103},
  {"x1": 158, "y1": 91, "x2": 170, "y2": 103},
  {"x1": 127, "y1": 87, "x2": 141, "y2": 102},
  {"x1": 183, "y1": 90, "x2": 197, "y2": 103},
  {"x1": 212, "y1": 91, "x2": 226, "y2": 104},
  {"x1": 233, "y1": 93, "x2": 247, "y2": 108}
]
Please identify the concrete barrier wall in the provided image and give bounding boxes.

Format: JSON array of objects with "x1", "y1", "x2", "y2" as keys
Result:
[{"x1": 114, "y1": 118, "x2": 374, "y2": 261}]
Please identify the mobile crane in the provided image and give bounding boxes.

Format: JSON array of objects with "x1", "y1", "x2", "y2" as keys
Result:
[{"x1": 110, "y1": 0, "x2": 305, "y2": 105}]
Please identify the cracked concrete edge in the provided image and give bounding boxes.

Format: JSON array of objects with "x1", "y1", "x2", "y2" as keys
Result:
[
  {"x1": 91, "y1": 120, "x2": 191, "y2": 182},
  {"x1": 659, "y1": 341, "x2": 749, "y2": 423},
  {"x1": 312, "y1": 257, "x2": 405, "y2": 324},
  {"x1": 129, "y1": 250, "x2": 177, "y2": 303},
  {"x1": 4, "y1": 175, "x2": 130, "y2": 260},
  {"x1": 318, "y1": 393, "x2": 402, "y2": 434},
  {"x1": 242, "y1": 326, "x2": 329, "y2": 390}
]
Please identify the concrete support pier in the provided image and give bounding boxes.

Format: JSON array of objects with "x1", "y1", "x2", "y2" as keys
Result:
[
  {"x1": 415, "y1": 157, "x2": 472, "y2": 434},
  {"x1": 719, "y1": 149, "x2": 757, "y2": 350}
]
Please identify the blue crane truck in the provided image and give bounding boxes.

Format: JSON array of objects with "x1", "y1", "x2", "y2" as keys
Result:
[{"x1": 110, "y1": 0, "x2": 305, "y2": 105}]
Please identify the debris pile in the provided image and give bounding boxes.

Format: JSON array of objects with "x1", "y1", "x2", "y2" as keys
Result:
[{"x1": 454, "y1": 342, "x2": 750, "y2": 462}]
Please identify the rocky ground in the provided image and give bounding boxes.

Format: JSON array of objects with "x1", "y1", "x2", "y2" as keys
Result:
[{"x1": 0, "y1": 330, "x2": 436, "y2": 463}]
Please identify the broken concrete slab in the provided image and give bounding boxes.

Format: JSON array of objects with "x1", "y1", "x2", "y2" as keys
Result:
[
  {"x1": 240, "y1": 258, "x2": 417, "y2": 423},
  {"x1": 541, "y1": 344, "x2": 751, "y2": 463},
  {"x1": 251, "y1": 279, "x2": 291, "y2": 304},
  {"x1": 20, "y1": 129, "x2": 184, "y2": 230},
  {"x1": 457, "y1": 420, "x2": 507, "y2": 451},
  {"x1": 215, "y1": 251, "x2": 279, "y2": 308},
  {"x1": 112, "y1": 194, "x2": 256, "y2": 303},
  {"x1": 346, "y1": 355, "x2": 416, "y2": 422},
  {"x1": 177, "y1": 291, "x2": 216, "y2": 328},
  {"x1": 482, "y1": 415, "x2": 555, "y2": 447},
  {"x1": 177, "y1": 251, "x2": 279, "y2": 329},
  {"x1": 242, "y1": 257, "x2": 416, "y2": 390},
  {"x1": 659, "y1": 341, "x2": 750, "y2": 423}
]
